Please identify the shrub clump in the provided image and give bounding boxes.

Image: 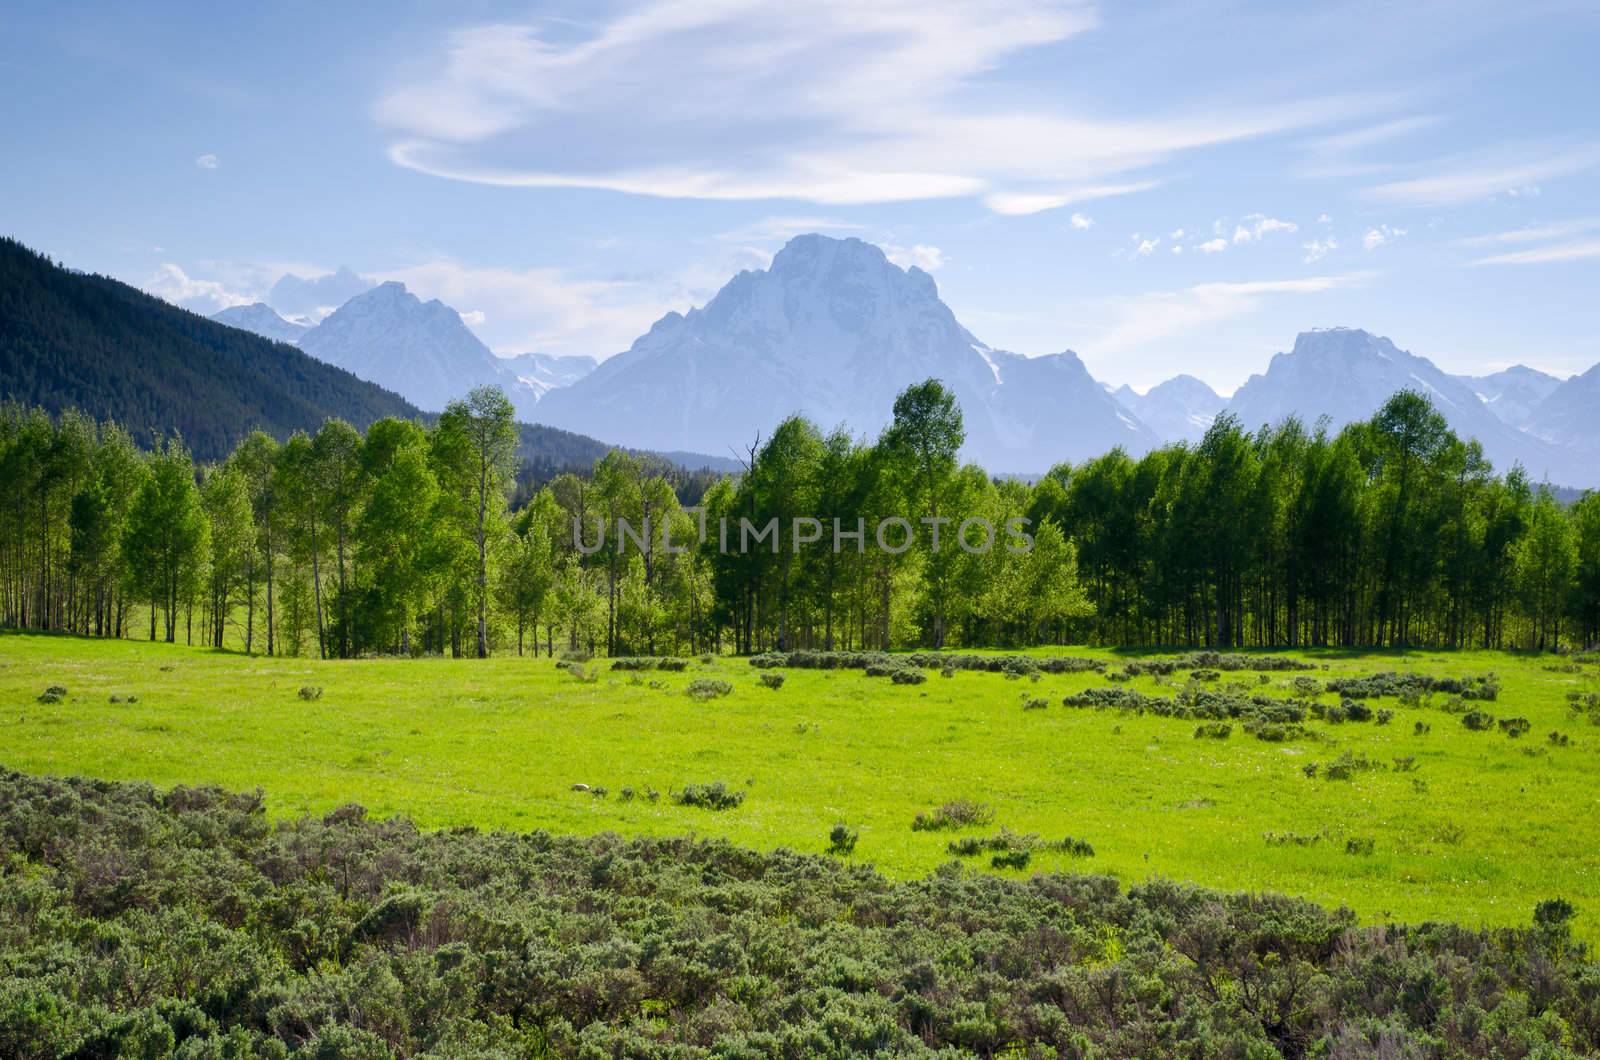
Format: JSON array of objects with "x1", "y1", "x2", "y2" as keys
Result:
[
  {"x1": 1327, "y1": 671, "x2": 1499, "y2": 701},
  {"x1": 1498, "y1": 716, "x2": 1531, "y2": 738},
  {"x1": 946, "y1": 829, "x2": 1094, "y2": 860},
  {"x1": 758, "y1": 672, "x2": 785, "y2": 690},
  {"x1": 611, "y1": 657, "x2": 690, "y2": 672},
  {"x1": 890, "y1": 668, "x2": 926, "y2": 685},
  {"x1": 827, "y1": 824, "x2": 858, "y2": 855},
  {"x1": 686, "y1": 678, "x2": 733, "y2": 701},
  {"x1": 1123, "y1": 652, "x2": 1315, "y2": 677},
  {"x1": 674, "y1": 781, "x2": 744, "y2": 810},
  {"x1": 0, "y1": 769, "x2": 1594, "y2": 1057},
  {"x1": 911, "y1": 800, "x2": 995, "y2": 831},
  {"x1": 297, "y1": 686, "x2": 323, "y2": 701},
  {"x1": 1461, "y1": 710, "x2": 1495, "y2": 731},
  {"x1": 1193, "y1": 722, "x2": 1232, "y2": 740}
]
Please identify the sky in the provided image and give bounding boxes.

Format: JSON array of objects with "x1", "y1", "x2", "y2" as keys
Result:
[{"x1": 4, "y1": 0, "x2": 1599, "y2": 393}]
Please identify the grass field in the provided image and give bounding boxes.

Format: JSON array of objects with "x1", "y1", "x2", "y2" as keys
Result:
[{"x1": 5, "y1": 631, "x2": 1599, "y2": 939}]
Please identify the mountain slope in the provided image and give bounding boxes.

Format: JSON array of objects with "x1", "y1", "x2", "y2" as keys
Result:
[
  {"x1": 1227, "y1": 328, "x2": 1584, "y2": 484},
  {"x1": 0, "y1": 237, "x2": 417, "y2": 460},
  {"x1": 295, "y1": 284, "x2": 587, "y2": 417},
  {"x1": 1460, "y1": 365, "x2": 1565, "y2": 429},
  {"x1": 211, "y1": 302, "x2": 310, "y2": 344},
  {"x1": 297, "y1": 282, "x2": 511, "y2": 413},
  {"x1": 1113, "y1": 375, "x2": 1225, "y2": 444},
  {"x1": 1527, "y1": 364, "x2": 1600, "y2": 459},
  {"x1": 536, "y1": 234, "x2": 1156, "y2": 470}
]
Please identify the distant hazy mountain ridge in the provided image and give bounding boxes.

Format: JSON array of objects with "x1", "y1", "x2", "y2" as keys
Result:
[
  {"x1": 1224, "y1": 328, "x2": 1586, "y2": 484},
  {"x1": 1113, "y1": 375, "x2": 1224, "y2": 445},
  {"x1": 214, "y1": 286, "x2": 597, "y2": 417}
]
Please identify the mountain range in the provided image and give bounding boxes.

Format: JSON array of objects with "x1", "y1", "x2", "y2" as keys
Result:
[
  {"x1": 70, "y1": 232, "x2": 1600, "y2": 487},
  {"x1": 214, "y1": 291, "x2": 599, "y2": 418}
]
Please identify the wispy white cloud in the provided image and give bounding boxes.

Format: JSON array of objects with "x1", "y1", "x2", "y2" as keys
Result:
[
  {"x1": 377, "y1": 1, "x2": 1368, "y2": 212},
  {"x1": 1087, "y1": 273, "x2": 1373, "y2": 355},
  {"x1": 144, "y1": 263, "x2": 249, "y2": 312},
  {"x1": 1469, "y1": 239, "x2": 1600, "y2": 267},
  {"x1": 1458, "y1": 218, "x2": 1600, "y2": 246},
  {"x1": 1070, "y1": 212, "x2": 1094, "y2": 230},
  {"x1": 883, "y1": 243, "x2": 947, "y2": 271},
  {"x1": 375, "y1": 259, "x2": 691, "y2": 358},
  {"x1": 982, "y1": 182, "x2": 1159, "y2": 216},
  {"x1": 1196, "y1": 237, "x2": 1228, "y2": 254},
  {"x1": 1363, "y1": 145, "x2": 1600, "y2": 206},
  {"x1": 1297, "y1": 115, "x2": 1437, "y2": 178},
  {"x1": 195, "y1": 153, "x2": 219, "y2": 170}
]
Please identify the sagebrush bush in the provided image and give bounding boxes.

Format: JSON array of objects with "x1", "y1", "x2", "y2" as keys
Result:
[
  {"x1": 0, "y1": 769, "x2": 1592, "y2": 1058},
  {"x1": 990, "y1": 849, "x2": 1031, "y2": 870},
  {"x1": 911, "y1": 800, "x2": 995, "y2": 831},
  {"x1": 759, "y1": 672, "x2": 785, "y2": 690},
  {"x1": 827, "y1": 823, "x2": 858, "y2": 855},
  {"x1": 1499, "y1": 716, "x2": 1531, "y2": 738},
  {"x1": 297, "y1": 685, "x2": 322, "y2": 701},
  {"x1": 686, "y1": 678, "x2": 733, "y2": 700},
  {"x1": 1462, "y1": 709, "x2": 1495, "y2": 731},
  {"x1": 674, "y1": 781, "x2": 744, "y2": 810},
  {"x1": 890, "y1": 668, "x2": 926, "y2": 685},
  {"x1": 1193, "y1": 722, "x2": 1232, "y2": 740}
]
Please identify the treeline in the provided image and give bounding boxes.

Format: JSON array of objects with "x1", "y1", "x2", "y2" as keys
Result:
[{"x1": 2, "y1": 381, "x2": 1597, "y2": 655}]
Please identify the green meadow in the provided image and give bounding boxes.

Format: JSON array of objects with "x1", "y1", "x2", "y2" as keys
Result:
[{"x1": 5, "y1": 631, "x2": 1599, "y2": 938}]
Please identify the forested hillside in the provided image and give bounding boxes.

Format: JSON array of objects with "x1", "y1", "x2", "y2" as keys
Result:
[
  {"x1": 0, "y1": 237, "x2": 421, "y2": 461},
  {"x1": 0, "y1": 238, "x2": 632, "y2": 474},
  {"x1": 3, "y1": 377, "x2": 1596, "y2": 656}
]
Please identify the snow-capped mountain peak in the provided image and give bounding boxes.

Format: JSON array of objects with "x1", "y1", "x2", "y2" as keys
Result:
[
  {"x1": 210, "y1": 302, "x2": 310, "y2": 345},
  {"x1": 535, "y1": 233, "x2": 1155, "y2": 471}
]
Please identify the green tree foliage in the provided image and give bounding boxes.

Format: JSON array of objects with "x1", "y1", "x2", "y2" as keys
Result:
[
  {"x1": 434, "y1": 387, "x2": 519, "y2": 658},
  {"x1": 3, "y1": 385, "x2": 1598, "y2": 655},
  {"x1": 122, "y1": 438, "x2": 209, "y2": 643}
]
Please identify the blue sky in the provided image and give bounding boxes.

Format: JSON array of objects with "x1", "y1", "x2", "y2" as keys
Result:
[{"x1": 4, "y1": 0, "x2": 1599, "y2": 392}]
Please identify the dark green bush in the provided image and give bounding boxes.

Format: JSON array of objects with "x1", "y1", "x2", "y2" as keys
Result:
[
  {"x1": 1194, "y1": 722, "x2": 1232, "y2": 739},
  {"x1": 827, "y1": 824, "x2": 858, "y2": 855},
  {"x1": 297, "y1": 686, "x2": 322, "y2": 701},
  {"x1": 1462, "y1": 710, "x2": 1495, "y2": 731},
  {"x1": 758, "y1": 672, "x2": 785, "y2": 690},
  {"x1": 674, "y1": 781, "x2": 744, "y2": 810},
  {"x1": 686, "y1": 678, "x2": 733, "y2": 700},
  {"x1": 990, "y1": 849, "x2": 1030, "y2": 870},
  {"x1": 1499, "y1": 716, "x2": 1532, "y2": 738},
  {"x1": 890, "y1": 669, "x2": 926, "y2": 685}
]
